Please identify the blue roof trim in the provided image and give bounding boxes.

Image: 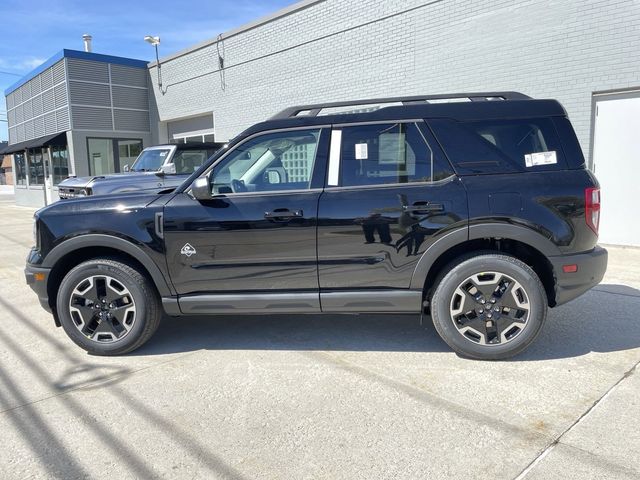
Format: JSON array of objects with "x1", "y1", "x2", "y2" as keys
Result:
[{"x1": 4, "y1": 49, "x2": 149, "y2": 96}]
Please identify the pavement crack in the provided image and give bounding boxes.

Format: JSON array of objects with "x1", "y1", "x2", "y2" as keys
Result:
[{"x1": 513, "y1": 359, "x2": 640, "y2": 480}]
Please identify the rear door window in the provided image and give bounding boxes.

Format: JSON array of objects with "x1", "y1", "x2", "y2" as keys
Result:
[
  {"x1": 336, "y1": 122, "x2": 453, "y2": 187},
  {"x1": 429, "y1": 117, "x2": 568, "y2": 174}
]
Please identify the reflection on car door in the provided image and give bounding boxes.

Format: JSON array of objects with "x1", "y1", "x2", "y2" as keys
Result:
[{"x1": 317, "y1": 121, "x2": 468, "y2": 312}]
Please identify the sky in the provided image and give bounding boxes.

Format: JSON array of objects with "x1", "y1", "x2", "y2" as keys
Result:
[{"x1": 0, "y1": 0, "x2": 298, "y2": 142}]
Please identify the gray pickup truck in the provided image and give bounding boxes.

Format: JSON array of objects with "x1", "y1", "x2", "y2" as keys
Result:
[{"x1": 58, "y1": 142, "x2": 223, "y2": 199}]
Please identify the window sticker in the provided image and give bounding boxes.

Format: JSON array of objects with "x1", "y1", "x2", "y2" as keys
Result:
[
  {"x1": 524, "y1": 151, "x2": 557, "y2": 167},
  {"x1": 159, "y1": 151, "x2": 168, "y2": 157},
  {"x1": 355, "y1": 143, "x2": 369, "y2": 160}
]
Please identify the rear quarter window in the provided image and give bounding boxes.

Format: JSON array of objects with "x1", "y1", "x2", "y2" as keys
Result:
[{"x1": 428, "y1": 117, "x2": 568, "y2": 174}]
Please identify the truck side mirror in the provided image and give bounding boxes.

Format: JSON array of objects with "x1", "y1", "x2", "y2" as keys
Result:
[
  {"x1": 191, "y1": 176, "x2": 211, "y2": 200},
  {"x1": 123, "y1": 164, "x2": 130, "y2": 172},
  {"x1": 158, "y1": 163, "x2": 176, "y2": 175}
]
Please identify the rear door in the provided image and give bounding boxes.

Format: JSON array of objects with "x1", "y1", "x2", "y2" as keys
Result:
[{"x1": 317, "y1": 121, "x2": 468, "y2": 312}]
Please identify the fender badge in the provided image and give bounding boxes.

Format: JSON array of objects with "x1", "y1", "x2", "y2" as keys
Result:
[{"x1": 180, "y1": 243, "x2": 197, "y2": 257}]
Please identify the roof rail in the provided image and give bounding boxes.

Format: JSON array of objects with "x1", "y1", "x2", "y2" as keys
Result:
[{"x1": 271, "y1": 92, "x2": 532, "y2": 120}]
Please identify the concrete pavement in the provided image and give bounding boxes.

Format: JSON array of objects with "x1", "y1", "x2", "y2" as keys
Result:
[{"x1": 0, "y1": 196, "x2": 639, "y2": 479}]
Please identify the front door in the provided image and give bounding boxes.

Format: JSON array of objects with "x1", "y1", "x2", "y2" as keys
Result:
[
  {"x1": 317, "y1": 121, "x2": 468, "y2": 312},
  {"x1": 163, "y1": 127, "x2": 329, "y2": 313}
]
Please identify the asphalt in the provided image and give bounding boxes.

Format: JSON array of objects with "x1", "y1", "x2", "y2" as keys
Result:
[{"x1": 0, "y1": 195, "x2": 639, "y2": 480}]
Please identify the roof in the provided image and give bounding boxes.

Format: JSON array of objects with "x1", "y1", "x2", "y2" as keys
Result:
[
  {"x1": 1, "y1": 132, "x2": 67, "y2": 155},
  {"x1": 5, "y1": 49, "x2": 149, "y2": 96},
  {"x1": 241, "y1": 95, "x2": 567, "y2": 138}
]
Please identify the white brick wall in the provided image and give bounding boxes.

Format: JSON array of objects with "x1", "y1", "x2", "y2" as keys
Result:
[{"x1": 149, "y1": 0, "x2": 640, "y2": 159}]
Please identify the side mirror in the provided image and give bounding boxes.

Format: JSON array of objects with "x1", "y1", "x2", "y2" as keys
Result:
[
  {"x1": 157, "y1": 163, "x2": 176, "y2": 176},
  {"x1": 191, "y1": 176, "x2": 211, "y2": 201},
  {"x1": 123, "y1": 164, "x2": 130, "y2": 172}
]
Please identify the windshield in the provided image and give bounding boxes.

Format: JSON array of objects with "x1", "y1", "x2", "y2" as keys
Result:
[{"x1": 131, "y1": 149, "x2": 171, "y2": 172}]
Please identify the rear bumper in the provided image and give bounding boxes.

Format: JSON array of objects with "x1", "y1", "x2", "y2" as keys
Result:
[
  {"x1": 25, "y1": 264, "x2": 52, "y2": 313},
  {"x1": 549, "y1": 246, "x2": 608, "y2": 306}
]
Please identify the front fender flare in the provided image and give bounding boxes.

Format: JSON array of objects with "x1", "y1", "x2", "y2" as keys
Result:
[{"x1": 42, "y1": 234, "x2": 173, "y2": 297}]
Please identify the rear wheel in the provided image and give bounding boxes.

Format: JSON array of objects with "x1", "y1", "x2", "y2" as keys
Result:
[
  {"x1": 56, "y1": 258, "x2": 162, "y2": 355},
  {"x1": 430, "y1": 253, "x2": 547, "y2": 360}
]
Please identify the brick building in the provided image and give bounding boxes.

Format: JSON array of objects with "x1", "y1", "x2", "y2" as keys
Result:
[{"x1": 3, "y1": 0, "x2": 640, "y2": 243}]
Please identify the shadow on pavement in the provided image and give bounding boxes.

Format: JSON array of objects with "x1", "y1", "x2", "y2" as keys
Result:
[{"x1": 135, "y1": 283, "x2": 640, "y2": 361}]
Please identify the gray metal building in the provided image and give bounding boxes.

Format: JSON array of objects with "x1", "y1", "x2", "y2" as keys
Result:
[
  {"x1": 2, "y1": 50, "x2": 150, "y2": 207},
  {"x1": 3, "y1": 0, "x2": 639, "y2": 244}
]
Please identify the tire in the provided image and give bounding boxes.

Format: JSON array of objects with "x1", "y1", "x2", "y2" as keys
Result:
[
  {"x1": 430, "y1": 252, "x2": 547, "y2": 360},
  {"x1": 56, "y1": 258, "x2": 162, "y2": 355}
]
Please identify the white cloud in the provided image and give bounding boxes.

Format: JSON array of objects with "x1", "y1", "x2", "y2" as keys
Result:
[{"x1": 0, "y1": 56, "x2": 47, "y2": 74}]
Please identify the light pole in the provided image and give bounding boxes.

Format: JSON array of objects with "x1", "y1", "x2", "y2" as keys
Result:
[{"x1": 144, "y1": 35, "x2": 162, "y2": 93}]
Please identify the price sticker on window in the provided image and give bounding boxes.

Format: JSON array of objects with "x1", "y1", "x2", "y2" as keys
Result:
[
  {"x1": 524, "y1": 151, "x2": 557, "y2": 167},
  {"x1": 355, "y1": 143, "x2": 369, "y2": 160}
]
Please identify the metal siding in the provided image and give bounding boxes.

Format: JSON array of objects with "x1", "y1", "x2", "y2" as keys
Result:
[
  {"x1": 15, "y1": 104, "x2": 23, "y2": 124},
  {"x1": 114, "y1": 108, "x2": 149, "y2": 131},
  {"x1": 56, "y1": 107, "x2": 71, "y2": 131},
  {"x1": 42, "y1": 89, "x2": 55, "y2": 112},
  {"x1": 110, "y1": 64, "x2": 147, "y2": 87},
  {"x1": 72, "y1": 106, "x2": 113, "y2": 130},
  {"x1": 52, "y1": 60, "x2": 66, "y2": 84},
  {"x1": 40, "y1": 68, "x2": 53, "y2": 90},
  {"x1": 69, "y1": 80, "x2": 111, "y2": 107},
  {"x1": 30, "y1": 76, "x2": 41, "y2": 96},
  {"x1": 54, "y1": 84, "x2": 68, "y2": 108},
  {"x1": 44, "y1": 112, "x2": 57, "y2": 134},
  {"x1": 66, "y1": 58, "x2": 108, "y2": 83},
  {"x1": 24, "y1": 119, "x2": 34, "y2": 140},
  {"x1": 111, "y1": 85, "x2": 148, "y2": 110},
  {"x1": 32, "y1": 94, "x2": 43, "y2": 116},
  {"x1": 23, "y1": 99, "x2": 32, "y2": 119},
  {"x1": 34, "y1": 115, "x2": 45, "y2": 138}
]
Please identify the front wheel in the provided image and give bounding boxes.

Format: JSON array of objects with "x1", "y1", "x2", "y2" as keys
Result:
[
  {"x1": 430, "y1": 253, "x2": 547, "y2": 360},
  {"x1": 56, "y1": 258, "x2": 162, "y2": 355}
]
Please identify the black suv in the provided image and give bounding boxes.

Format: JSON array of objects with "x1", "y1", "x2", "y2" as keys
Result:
[{"x1": 25, "y1": 93, "x2": 607, "y2": 360}]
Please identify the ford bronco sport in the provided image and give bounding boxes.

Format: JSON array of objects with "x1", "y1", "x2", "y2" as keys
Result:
[{"x1": 25, "y1": 93, "x2": 608, "y2": 360}]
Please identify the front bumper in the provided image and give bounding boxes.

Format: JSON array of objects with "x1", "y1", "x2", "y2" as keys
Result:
[
  {"x1": 549, "y1": 245, "x2": 608, "y2": 306},
  {"x1": 25, "y1": 264, "x2": 52, "y2": 312}
]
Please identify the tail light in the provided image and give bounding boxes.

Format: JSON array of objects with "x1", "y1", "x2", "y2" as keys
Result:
[{"x1": 585, "y1": 187, "x2": 601, "y2": 235}]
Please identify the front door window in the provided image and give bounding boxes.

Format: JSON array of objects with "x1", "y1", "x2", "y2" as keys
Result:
[{"x1": 210, "y1": 129, "x2": 321, "y2": 194}]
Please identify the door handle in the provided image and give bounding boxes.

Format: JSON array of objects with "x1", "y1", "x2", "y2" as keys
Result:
[
  {"x1": 402, "y1": 202, "x2": 444, "y2": 214},
  {"x1": 264, "y1": 208, "x2": 304, "y2": 220}
]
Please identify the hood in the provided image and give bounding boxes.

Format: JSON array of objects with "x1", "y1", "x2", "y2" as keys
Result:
[
  {"x1": 58, "y1": 172, "x2": 155, "y2": 189},
  {"x1": 37, "y1": 191, "x2": 164, "y2": 218}
]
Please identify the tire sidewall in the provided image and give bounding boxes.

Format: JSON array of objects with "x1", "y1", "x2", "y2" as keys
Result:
[
  {"x1": 431, "y1": 255, "x2": 547, "y2": 360},
  {"x1": 57, "y1": 261, "x2": 151, "y2": 354}
]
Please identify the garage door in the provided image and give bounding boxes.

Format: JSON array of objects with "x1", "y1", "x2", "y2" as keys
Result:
[{"x1": 592, "y1": 92, "x2": 640, "y2": 246}]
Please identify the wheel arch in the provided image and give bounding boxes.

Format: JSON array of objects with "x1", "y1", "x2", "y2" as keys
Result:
[
  {"x1": 43, "y1": 234, "x2": 173, "y2": 315},
  {"x1": 411, "y1": 224, "x2": 558, "y2": 308}
]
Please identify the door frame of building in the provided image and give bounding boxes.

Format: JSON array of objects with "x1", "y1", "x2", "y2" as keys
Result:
[{"x1": 589, "y1": 87, "x2": 640, "y2": 170}]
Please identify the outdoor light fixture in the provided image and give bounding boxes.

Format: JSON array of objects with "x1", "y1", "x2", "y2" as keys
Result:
[{"x1": 144, "y1": 35, "x2": 163, "y2": 93}]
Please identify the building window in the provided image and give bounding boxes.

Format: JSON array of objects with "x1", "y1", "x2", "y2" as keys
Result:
[
  {"x1": 117, "y1": 140, "x2": 143, "y2": 172},
  {"x1": 14, "y1": 153, "x2": 27, "y2": 186},
  {"x1": 87, "y1": 138, "x2": 143, "y2": 175},
  {"x1": 51, "y1": 146, "x2": 69, "y2": 185},
  {"x1": 27, "y1": 148, "x2": 45, "y2": 186}
]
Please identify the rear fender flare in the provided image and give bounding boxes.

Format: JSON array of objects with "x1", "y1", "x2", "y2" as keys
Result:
[{"x1": 409, "y1": 223, "x2": 561, "y2": 290}]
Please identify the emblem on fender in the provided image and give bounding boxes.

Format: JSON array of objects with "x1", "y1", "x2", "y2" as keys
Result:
[{"x1": 180, "y1": 243, "x2": 197, "y2": 257}]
